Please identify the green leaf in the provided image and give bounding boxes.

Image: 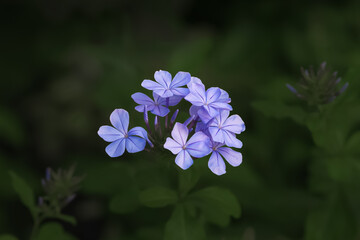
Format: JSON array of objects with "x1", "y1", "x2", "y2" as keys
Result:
[
  {"x1": 139, "y1": 186, "x2": 178, "y2": 208},
  {"x1": 53, "y1": 214, "x2": 77, "y2": 225},
  {"x1": 178, "y1": 168, "x2": 200, "y2": 198},
  {"x1": 346, "y1": 131, "x2": 360, "y2": 154},
  {"x1": 305, "y1": 191, "x2": 356, "y2": 240},
  {"x1": 0, "y1": 234, "x2": 18, "y2": 240},
  {"x1": 109, "y1": 189, "x2": 139, "y2": 214},
  {"x1": 36, "y1": 223, "x2": 77, "y2": 240},
  {"x1": 9, "y1": 171, "x2": 36, "y2": 218},
  {"x1": 188, "y1": 187, "x2": 241, "y2": 227},
  {"x1": 164, "y1": 204, "x2": 206, "y2": 240}
]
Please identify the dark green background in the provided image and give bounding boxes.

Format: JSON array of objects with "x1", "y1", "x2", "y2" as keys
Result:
[{"x1": 1, "y1": 0, "x2": 360, "y2": 239}]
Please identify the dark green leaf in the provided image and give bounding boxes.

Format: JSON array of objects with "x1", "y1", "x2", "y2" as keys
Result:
[
  {"x1": 9, "y1": 171, "x2": 36, "y2": 218},
  {"x1": 139, "y1": 186, "x2": 178, "y2": 208},
  {"x1": 164, "y1": 204, "x2": 205, "y2": 240},
  {"x1": 36, "y1": 223, "x2": 77, "y2": 240},
  {"x1": 188, "y1": 187, "x2": 241, "y2": 227},
  {"x1": 178, "y1": 168, "x2": 200, "y2": 198},
  {"x1": 305, "y1": 191, "x2": 356, "y2": 240},
  {"x1": 53, "y1": 214, "x2": 77, "y2": 225}
]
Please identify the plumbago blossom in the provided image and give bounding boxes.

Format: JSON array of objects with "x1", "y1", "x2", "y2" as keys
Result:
[{"x1": 98, "y1": 70, "x2": 245, "y2": 175}]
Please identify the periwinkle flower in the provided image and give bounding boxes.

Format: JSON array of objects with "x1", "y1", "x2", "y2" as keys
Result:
[
  {"x1": 208, "y1": 140, "x2": 243, "y2": 176},
  {"x1": 132, "y1": 92, "x2": 182, "y2": 117},
  {"x1": 185, "y1": 80, "x2": 232, "y2": 118},
  {"x1": 98, "y1": 109, "x2": 149, "y2": 157},
  {"x1": 208, "y1": 110, "x2": 245, "y2": 148},
  {"x1": 164, "y1": 123, "x2": 211, "y2": 170},
  {"x1": 141, "y1": 70, "x2": 191, "y2": 98}
]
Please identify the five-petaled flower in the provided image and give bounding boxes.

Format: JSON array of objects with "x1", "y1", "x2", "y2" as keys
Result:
[
  {"x1": 141, "y1": 70, "x2": 191, "y2": 98},
  {"x1": 164, "y1": 123, "x2": 211, "y2": 170},
  {"x1": 98, "y1": 109, "x2": 148, "y2": 157}
]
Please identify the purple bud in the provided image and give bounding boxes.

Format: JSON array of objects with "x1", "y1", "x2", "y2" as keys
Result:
[
  {"x1": 143, "y1": 106, "x2": 152, "y2": 135},
  {"x1": 45, "y1": 168, "x2": 51, "y2": 181},
  {"x1": 154, "y1": 116, "x2": 162, "y2": 136},
  {"x1": 146, "y1": 138, "x2": 154, "y2": 148},
  {"x1": 286, "y1": 84, "x2": 298, "y2": 94},
  {"x1": 339, "y1": 82, "x2": 349, "y2": 94},
  {"x1": 170, "y1": 109, "x2": 179, "y2": 125},
  {"x1": 38, "y1": 197, "x2": 44, "y2": 206},
  {"x1": 335, "y1": 77, "x2": 341, "y2": 85},
  {"x1": 184, "y1": 115, "x2": 195, "y2": 126},
  {"x1": 320, "y1": 62, "x2": 327, "y2": 69}
]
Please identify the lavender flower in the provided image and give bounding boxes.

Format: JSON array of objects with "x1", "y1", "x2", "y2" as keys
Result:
[
  {"x1": 141, "y1": 70, "x2": 191, "y2": 98},
  {"x1": 185, "y1": 80, "x2": 232, "y2": 119},
  {"x1": 132, "y1": 92, "x2": 182, "y2": 117},
  {"x1": 98, "y1": 109, "x2": 149, "y2": 157},
  {"x1": 208, "y1": 140, "x2": 243, "y2": 176},
  {"x1": 164, "y1": 123, "x2": 211, "y2": 170},
  {"x1": 208, "y1": 110, "x2": 245, "y2": 148}
]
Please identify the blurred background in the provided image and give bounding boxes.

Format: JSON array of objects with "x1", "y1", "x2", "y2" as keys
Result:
[{"x1": 1, "y1": 0, "x2": 360, "y2": 239}]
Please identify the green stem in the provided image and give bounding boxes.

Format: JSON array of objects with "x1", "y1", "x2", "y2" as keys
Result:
[{"x1": 30, "y1": 216, "x2": 44, "y2": 240}]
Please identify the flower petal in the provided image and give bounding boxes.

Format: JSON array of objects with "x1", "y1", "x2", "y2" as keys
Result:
[
  {"x1": 105, "y1": 139, "x2": 126, "y2": 157},
  {"x1": 208, "y1": 151, "x2": 226, "y2": 176},
  {"x1": 171, "y1": 87, "x2": 189, "y2": 96},
  {"x1": 171, "y1": 71, "x2": 191, "y2": 88},
  {"x1": 185, "y1": 82, "x2": 206, "y2": 105},
  {"x1": 167, "y1": 95, "x2": 183, "y2": 106},
  {"x1": 217, "y1": 147, "x2": 242, "y2": 167},
  {"x1": 222, "y1": 114, "x2": 245, "y2": 134},
  {"x1": 135, "y1": 104, "x2": 155, "y2": 113},
  {"x1": 175, "y1": 150, "x2": 193, "y2": 170},
  {"x1": 128, "y1": 126, "x2": 148, "y2": 139},
  {"x1": 141, "y1": 80, "x2": 164, "y2": 91},
  {"x1": 171, "y1": 123, "x2": 189, "y2": 146},
  {"x1": 186, "y1": 132, "x2": 211, "y2": 158},
  {"x1": 223, "y1": 131, "x2": 243, "y2": 148},
  {"x1": 110, "y1": 109, "x2": 129, "y2": 134},
  {"x1": 208, "y1": 126, "x2": 224, "y2": 143},
  {"x1": 98, "y1": 125, "x2": 124, "y2": 142},
  {"x1": 189, "y1": 105, "x2": 201, "y2": 116},
  {"x1": 154, "y1": 70, "x2": 172, "y2": 88},
  {"x1": 210, "y1": 102, "x2": 233, "y2": 111},
  {"x1": 131, "y1": 92, "x2": 154, "y2": 105},
  {"x1": 164, "y1": 137, "x2": 183, "y2": 154},
  {"x1": 154, "y1": 89, "x2": 174, "y2": 98},
  {"x1": 187, "y1": 77, "x2": 203, "y2": 87},
  {"x1": 151, "y1": 105, "x2": 170, "y2": 117},
  {"x1": 206, "y1": 87, "x2": 221, "y2": 104},
  {"x1": 197, "y1": 107, "x2": 214, "y2": 124},
  {"x1": 125, "y1": 136, "x2": 146, "y2": 153}
]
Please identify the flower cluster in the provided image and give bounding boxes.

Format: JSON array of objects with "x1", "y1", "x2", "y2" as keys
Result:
[
  {"x1": 286, "y1": 62, "x2": 349, "y2": 106},
  {"x1": 98, "y1": 70, "x2": 245, "y2": 175}
]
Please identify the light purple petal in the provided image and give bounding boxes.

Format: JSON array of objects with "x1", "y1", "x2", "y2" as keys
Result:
[
  {"x1": 141, "y1": 80, "x2": 164, "y2": 91},
  {"x1": 171, "y1": 87, "x2": 189, "y2": 97},
  {"x1": 151, "y1": 105, "x2": 170, "y2": 117},
  {"x1": 223, "y1": 114, "x2": 245, "y2": 134},
  {"x1": 125, "y1": 136, "x2": 146, "y2": 153},
  {"x1": 105, "y1": 139, "x2": 126, "y2": 157},
  {"x1": 218, "y1": 89, "x2": 231, "y2": 103},
  {"x1": 197, "y1": 107, "x2": 213, "y2": 124},
  {"x1": 203, "y1": 105, "x2": 220, "y2": 118},
  {"x1": 135, "y1": 105, "x2": 155, "y2": 113},
  {"x1": 171, "y1": 123, "x2": 189, "y2": 146},
  {"x1": 171, "y1": 71, "x2": 191, "y2": 88},
  {"x1": 128, "y1": 126, "x2": 148, "y2": 139},
  {"x1": 186, "y1": 132, "x2": 211, "y2": 158},
  {"x1": 223, "y1": 132, "x2": 243, "y2": 148},
  {"x1": 208, "y1": 151, "x2": 226, "y2": 176},
  {"x1": 175, "y1": 150, "x2": 193, "y2": 170},
  {"x1": 131, "y1": 92, "x2": 154, "y2": 105},
  {"x1": 167, "y1": 95, "x2": 183, "y2": 106},
  {"x1": 185, "y1": 93, "x2": 204, "y2": 106},
  {"x1": 110, "y1": 109, "x2": 129, "y2": 134},
  {"x1": 206, "y1": 87, "x2": 221, "y2": 104},
  {"x1": 185, "y1": 82, "x2": 206, "y2": 105},
  {"x1": 154, "y1": 70, "x2": 172, "y2": 88},
  {"x1": 187, "y1": 77, "x2": 203, "y2": 87},
  {"x1": 154, "y1": 89, "x2": 173, "y2": 98},
  {"x1": 164, "y1": 137, "x2": 183, "y2": 154},
  {"x1": 208, "y1": 126, "x2": 224, "y2": 143},
  {"x1": 189, "y1": 105, "x2": 201, "y2": 116},
  {"x1": 217, "y1": 147, "x2": 242, "y2": 167},
  {"x1": 98, "y1": 125, "x2": 124, "y2": 142},
  {"x1": 210, "y1": 102, "x2": 233, "y2": 111}
]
